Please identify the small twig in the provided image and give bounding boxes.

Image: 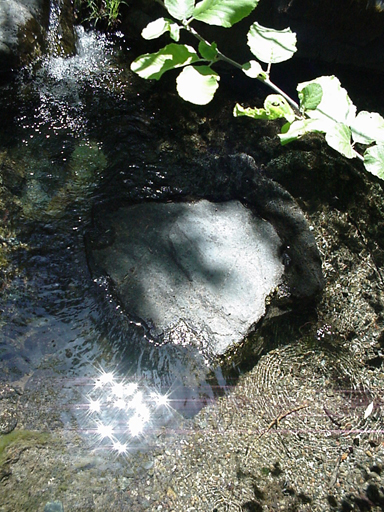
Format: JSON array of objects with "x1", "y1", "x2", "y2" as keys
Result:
[
  {"x1": 156, "y1": 0, "x2": 304, "y2": 114},
  {"x1": 245, "y1": 403, "x2": 309, "y2": 463},
  {"x1": 353, "y1": 149, "x2": 365, "y2": 162},
  {"x1": 323, "y1": 406, "x2": 343, "y2": 427},
  {"x1": 263, "y1": 77, "x2": 300, "y2": 112},
  {"x1": 185, "y1": 24, "x2": 300, "y2": 113},
  {"x1": 329, "y1": 454, "x2": 342, "y2": 488},
  {"x1": 329, "y1": 449, "x2": 352, "y2": 488},
  {"x1": 257, "y1": 403, "x2": 309, "y2": 440}
]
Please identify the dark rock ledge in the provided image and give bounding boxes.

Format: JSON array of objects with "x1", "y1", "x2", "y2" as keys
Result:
[{"x1": 86, "y1": 153, "x2": 324, "y2": 363}]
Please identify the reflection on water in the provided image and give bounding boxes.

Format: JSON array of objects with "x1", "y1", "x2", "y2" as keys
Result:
[
  {"x1": 0, "y1": 21, "x2": 227, "y2": 448},
  {"x1": 83, "y1": 369, "x2": 175, "y2": 454}
]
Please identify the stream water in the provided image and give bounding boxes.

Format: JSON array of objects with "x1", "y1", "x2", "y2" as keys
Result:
[
  {"x1": 0, "y1": 18, "x2": 231, "y2": 456},
  {"x1": 2, "y1": 5, "x2": 384, "y2": 511}
]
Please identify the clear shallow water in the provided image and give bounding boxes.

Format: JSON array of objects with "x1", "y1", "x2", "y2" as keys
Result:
[{"x1": 0, "y1": 25, "x2": 228, "y2": 456}]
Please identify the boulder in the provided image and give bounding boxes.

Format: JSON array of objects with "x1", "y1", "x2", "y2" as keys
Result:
[
  {"x1": 87, "y1": 153, "x2": 324, "y2": 363},
  {"x1": 0, "y1": 0, "x2": 49, "y2": 74},
  {"x1": 210, "y1": 154, "x2": 325, "y2": 302},
  {"x1": 91, "y1": 199, "x2": 284, "y2": 358}
]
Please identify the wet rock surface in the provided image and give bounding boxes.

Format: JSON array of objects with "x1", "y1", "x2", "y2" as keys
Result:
[
  {"x1": 91, "y1": 199, "x2": 284, "y2": 357},
  {"x1": 87, "y1": 148, "x2": 324, "y2": 365},
  {"x1": 0, "y1": 386, "x2": 18, "y2": 435},
  {"x1": 0, "y1": 0, "x2": 49, "y2": 74},
  {"x1": 0, "y1": 0, "x2": 79, "y2": 76}
]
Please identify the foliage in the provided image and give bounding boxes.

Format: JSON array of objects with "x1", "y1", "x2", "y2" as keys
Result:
[
  {"x1": 130, "y1": 0, "x2": 384, "y2": 180},
  {"x1": 76, "y1": 0, "x2": 125, "y2": 26}
]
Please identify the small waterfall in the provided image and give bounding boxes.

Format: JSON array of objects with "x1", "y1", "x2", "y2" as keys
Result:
[
  {"x1": 46, "y1": 0, "x2": 78, "y2": 58},
  {"x1": 44, "y1": 25, "x2": 114, "y2": 82},
  {"x1": 25, "y1": 14, "x2": 117, "y2": 140}
]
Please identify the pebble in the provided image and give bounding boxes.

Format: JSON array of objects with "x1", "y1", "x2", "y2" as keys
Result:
[
  {"x1": 44, "y1": 501, "x2": 64, "y2": 512},
  {"x1": 0, "y1": 409, "x2": 17, "y2": 434}
]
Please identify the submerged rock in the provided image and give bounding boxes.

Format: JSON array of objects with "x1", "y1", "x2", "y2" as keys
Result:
[
  {"x1": 44, "y1": 501, "x2": 64, "y2": 512},
  {"x1": 91, "y1": 199, "x2": 284, "y2": 357}
]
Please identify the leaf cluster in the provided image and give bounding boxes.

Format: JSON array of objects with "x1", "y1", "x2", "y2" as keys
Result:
[
  {"x1": 131, "y1": 0, "x2": 296, "y2": 105},
  {"x1": 76, "y1": 0, "x2": 125, "y2": 27},
  {"x1": 236, "y1": 76, "x2": 384, "y2": 179},
  {"x1": 130, "y1": 0, "x2": 384, "y2": 180}
]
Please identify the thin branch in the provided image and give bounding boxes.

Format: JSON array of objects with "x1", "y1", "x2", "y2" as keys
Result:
[
  {"x1": 185, "y1": 24, "x2": 241, "y2": 68},
  {"x1": 353, "y1": 149, "x2": 365, "y2": 162},
  {"x1": 151, "y1": 0, "x2": 366, "y2": 161},
  {"x1": 184, "y1": 24, "x2": 301, "y2": 114},
  {"x1": 264, "y1": 77, "x2": 300, "y2": 112},
  {"x1": 257, "y1": 403, "x2": 309, "y2": 440}
]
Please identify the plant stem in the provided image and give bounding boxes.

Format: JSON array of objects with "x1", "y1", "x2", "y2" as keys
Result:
[
  {"x1": 153, "y1": 0, "x2": 367, "y2": 167},
  {"x1": 263, "y1": 77, "x2": 299, "y2": 112},
  {"x1": 185, "y1": 24, "x2": 300, "y2": 113},
  {"x1": 353, "y1": 149, "x2": 364, "y2": 162},
  {"x1": 154, "y1": 0, "x2": 300, "y2": 112}
]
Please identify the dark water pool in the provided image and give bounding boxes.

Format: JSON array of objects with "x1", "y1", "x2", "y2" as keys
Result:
[{"x1": 0, "y1": 26, "x2": 234, "y2": 458}]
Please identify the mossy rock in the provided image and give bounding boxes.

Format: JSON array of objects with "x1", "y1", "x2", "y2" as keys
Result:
[
  {"x1": 0, "y1": 429, "x2": 55, "y2": 508},
  {"x1": 0, "y1": 429, "x2": 51, "y2": 467}
]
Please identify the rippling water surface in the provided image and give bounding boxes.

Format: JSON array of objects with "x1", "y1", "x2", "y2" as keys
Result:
[{"x1": 0, "y1": 25, "x2": 227, "y2": 453}]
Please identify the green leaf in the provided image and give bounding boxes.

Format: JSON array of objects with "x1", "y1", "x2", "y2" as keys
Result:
[
  {"x1": 176, "y1": 65, "x2": 220, "y2": 104},
  {"x1": 295, "y1": 77, "x2": 360, "y2": 160},
  {"x1": 198, "y1": 41, "x2": 218, "y2": 60},
  {"x1": 169, "y1": 23, "x2": 181, "y2": 41},
  {"x1": 364, "y1": 144, "x2": 384, "y2": 180},
  {"x1": 234, "y1": 95, "x2": 295, "y2": 122},
  {"x1": 242, "y1": 60, "x2": 266, "y2": 79},
  {"x1": 297, "y1": 76, "x2": 356, "y2": 127},
  {"x1": 165, "y1": 0, "x2": 195, "y2": 20},
  {"x1": 130, "y1": 44, "x2": 199, "y2": 80},
  {"x1": 247, "y1": 23, "x2": 297, "y2": 64},
  {"x1": 234, "y1": 103, "x2": 272, "y2": 120},
  {"x1": 278, "y1": 118, "x2": 325, "y2": 145},
  {"x1": 141, "y1": 18, "x2": 180, "y2": 42},
  {"x1": 298, "y1": 82, "x2": 323, "y2": 111},
  {"x1": 351, "y1": 111, "x2": 384, "y2": 145},
  {"x1": 264, "y1": 95, "x2": 296, "y2": 123},
  {"x1": 325, "y1": 123, "x2": 354, "y2": 159},
  {"x1": 193, "y1": 0, "x2": 259, "y2": 28}
]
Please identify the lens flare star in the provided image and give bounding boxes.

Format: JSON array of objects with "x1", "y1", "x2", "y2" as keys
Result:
[
  {"x1": 88, "y1": 397, "x2": 101, "y2": 414},
  {"x1": 96, "y1": 422, "x2": 114, "y2": 440},
  {"x1": 151, "y1": 391, "x2": 170, "y2": 409},
  {"x1": 85, "y1": 368, "x2": 174, "y2": 455}
]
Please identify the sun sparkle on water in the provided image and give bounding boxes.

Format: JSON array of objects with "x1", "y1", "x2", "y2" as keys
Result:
[
  {"x1": 96, "y1": 422, "x2": 114, "y2": 439},
  {"x1": 88, "y1": 398, "x2": 101, "y2": 413},
  {"x1": 86, "y1": 368, "x2": 174, "y2": 455},
  {"x1": 94, "y1": 370, "x2": 115, "y2": 388}
]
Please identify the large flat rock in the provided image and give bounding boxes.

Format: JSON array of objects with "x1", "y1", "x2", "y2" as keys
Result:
[{"x1": 92, "y1": 200, "x2": 284, "y2": 357}]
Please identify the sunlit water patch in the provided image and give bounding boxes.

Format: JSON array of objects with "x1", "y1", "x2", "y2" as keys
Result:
[
  {"x1": 80, "y1": 369, "x2": 178, "y2": 455},
  {"x1": 17, "y1": 26, "x2": 124, "y2": 143},
  {"x1": 0, "y1": 15, "x2": 231, "y2": 456},
  {"x1": 46, "y1": 25, "x2": 116, "y2": 81}
]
